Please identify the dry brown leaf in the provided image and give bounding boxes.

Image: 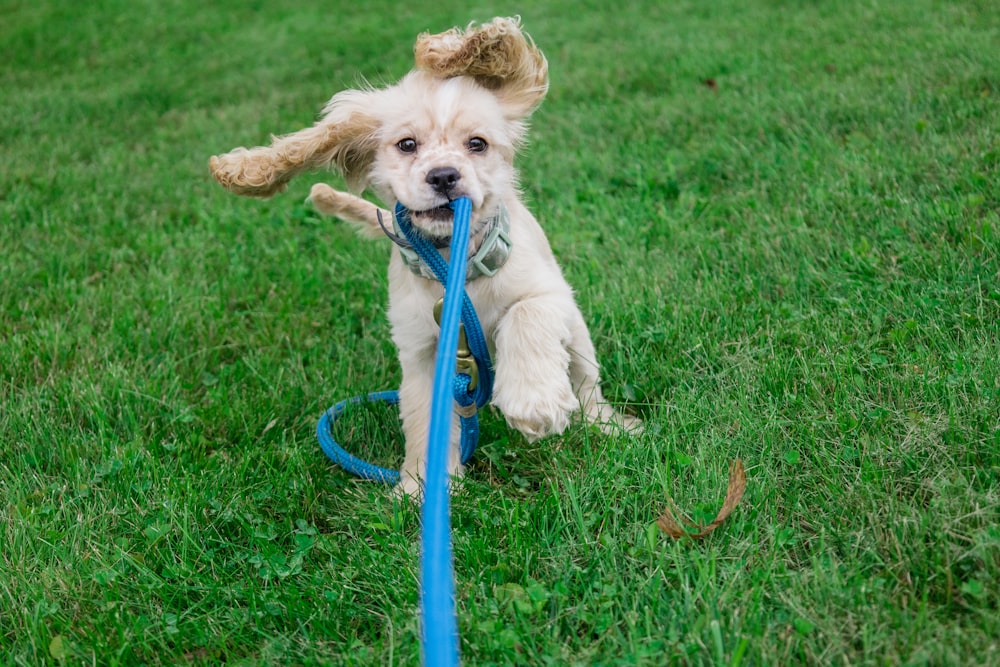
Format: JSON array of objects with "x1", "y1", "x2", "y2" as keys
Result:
[{"x1": 657, "y1": 459, "x2": 746, "y2": 539}]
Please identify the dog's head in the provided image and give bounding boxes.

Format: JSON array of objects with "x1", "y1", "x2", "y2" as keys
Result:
[
  {"x1": 333, "y1": 70, "x2": 527, "y2": 237},
  {"x1": 209, "y1": 17, "x2": 548, "y2": 236}
]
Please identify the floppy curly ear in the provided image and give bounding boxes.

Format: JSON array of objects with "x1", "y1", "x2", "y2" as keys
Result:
[
  {"x1": 209, "y1": 89, "x2": 381, "y2": 198},
  {"x1": 414, "y1": 16, "x2": 549, "y2": 120}
]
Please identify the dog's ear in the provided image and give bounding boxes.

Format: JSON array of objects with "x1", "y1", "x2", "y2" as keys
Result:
[
  {"x1": 414, "y1": 16, "x2": 549, "y2": 120},
  {"x1": 209, "y1": 89, "x2": 381, "y2": 198}
]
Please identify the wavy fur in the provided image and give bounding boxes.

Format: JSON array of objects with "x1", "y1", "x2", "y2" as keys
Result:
[{"x1": 207, "y1": 18, "x2": 636, "y2": 499}]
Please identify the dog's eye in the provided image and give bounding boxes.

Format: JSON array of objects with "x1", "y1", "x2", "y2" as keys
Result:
[
  {"x1": 396, "y1": 138, "x2": 418, "y2": 154},
  {"x1": 467, "y1": 137, "x2": 488, "y2": 153}
]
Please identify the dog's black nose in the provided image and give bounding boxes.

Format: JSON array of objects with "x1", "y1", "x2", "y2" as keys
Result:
[{"x1": 426, "y1": 167, "x2": 461, "y2": 194}]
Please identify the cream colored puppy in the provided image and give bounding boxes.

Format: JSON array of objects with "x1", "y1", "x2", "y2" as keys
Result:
[{"x1": 209, "y1": 18, "x2": 637, "y2": 497}]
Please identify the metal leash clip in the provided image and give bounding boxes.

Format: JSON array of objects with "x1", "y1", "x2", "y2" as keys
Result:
[{"x1": 433, "y1": 297, "x2": 479, "y2": 392}]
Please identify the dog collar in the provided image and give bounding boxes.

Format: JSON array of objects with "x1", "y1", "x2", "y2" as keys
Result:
[{"x1": 383, "y1": 204, "x2": 512, "y2": 281}]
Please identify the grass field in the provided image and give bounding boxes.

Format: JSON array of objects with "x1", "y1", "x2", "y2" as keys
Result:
[{"x1": 3, "y1": 0, "x2": 999, "y2": 664}]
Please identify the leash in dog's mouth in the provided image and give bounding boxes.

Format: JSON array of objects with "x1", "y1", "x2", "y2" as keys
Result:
[
  {"x1": 377, "y1": 207, "x2": 452, "y2": 249},
  {"x1": 379, "y1": 201, "x2": 513, "y2": 280}
]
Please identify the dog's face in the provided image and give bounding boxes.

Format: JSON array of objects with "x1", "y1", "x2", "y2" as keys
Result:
[
  {"x1": 207, "y1": 16, "x2": 549, "y2": 230},
  {"x1": 364, "y1": 72, "x2": 522, "y2": 237}
]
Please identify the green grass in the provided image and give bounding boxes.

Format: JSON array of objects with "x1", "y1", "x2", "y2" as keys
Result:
[{"x1": 2, "y1": 0, "x2": 999, "y2": 664}]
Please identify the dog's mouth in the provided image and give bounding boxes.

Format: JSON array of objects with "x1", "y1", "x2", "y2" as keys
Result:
[{"x1": 410, "y1": 204, "x2": 456, "y2": 222}]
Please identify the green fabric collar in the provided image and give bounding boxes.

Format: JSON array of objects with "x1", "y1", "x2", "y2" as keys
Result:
[{"x1": 392, "y1": 205, "x2": 512, "y2": 281}]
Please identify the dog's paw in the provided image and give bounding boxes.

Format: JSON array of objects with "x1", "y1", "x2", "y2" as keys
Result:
[
  {"x1": 392, "y1": 473, "x2": 424, "y2": 502},
  {"x1": 392, "y1": 472, "x2": 467, "y2": 503},
  {"x1": 307, "y1": 182, "x2": 338, "y2": 211},
  {"x1": 598, "y1": 412, "x2": 643, "y2": 436},
  {"x1": 496, "y1": 382, "x2": 578, "y2": 442},
  {"x1": 621, "y1": 413, "x2": 643, "y2": 433}
]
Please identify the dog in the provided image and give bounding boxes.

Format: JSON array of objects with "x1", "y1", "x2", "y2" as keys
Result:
[{"x1": 209, "y1": 17, "x2": 638, "y2": 497}]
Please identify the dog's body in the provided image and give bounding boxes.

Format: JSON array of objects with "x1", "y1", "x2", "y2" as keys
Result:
[{"x1": 210, "y1": 18, "x2": 637, "y2": 497}]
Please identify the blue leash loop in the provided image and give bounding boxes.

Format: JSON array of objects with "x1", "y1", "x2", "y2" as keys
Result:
[{"x1": 316, "y1": 390, "x2": 401, "y2": 484}]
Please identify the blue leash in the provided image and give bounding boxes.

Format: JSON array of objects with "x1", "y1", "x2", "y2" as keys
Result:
[
  {"x1": 316, "y1": 196, "x2": 487, "y2": 665},
  {"x1": 315, "y1": 201, "x2": 493, "y2": 483},
  {"x1": 417, "y1": 196, "x2": 472, "y2": 666},
  {"x1": 392, "y1": 201, "x2": 493, "y2": 409}
]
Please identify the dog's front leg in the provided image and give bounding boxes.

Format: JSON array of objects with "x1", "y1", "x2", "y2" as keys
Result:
[
  {"x1": 395, "y1": 349, "x2": 464, "y2": 499},
  {"x1": 492, "y1": 297, "x2": 579, "y2": 442}
]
